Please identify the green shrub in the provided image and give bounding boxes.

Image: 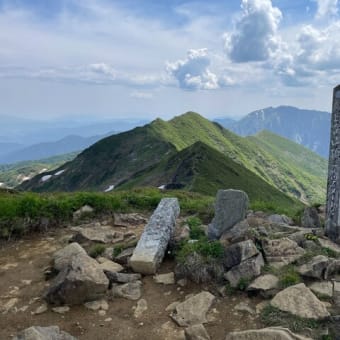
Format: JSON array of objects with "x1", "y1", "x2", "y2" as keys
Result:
[
  {"x1": 279, "y1": 266, "x2": 301, "y2": 288},
  {"x1": 237, "y1": 277, "x2": 250, "y2": 291},
  {"x1": 186, "y1": 216, "x2": 205, "y2": 239},
  {"x1": 89, "y1": 244, "x2": 106, "y2": 258},
  {"x1": 113, "y1": 245, "x2": 123, "y2": 258}
]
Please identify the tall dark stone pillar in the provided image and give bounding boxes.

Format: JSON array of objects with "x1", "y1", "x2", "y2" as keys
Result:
[{"x1": 326, "y1": 84, "x2": 340, "y2": 244}]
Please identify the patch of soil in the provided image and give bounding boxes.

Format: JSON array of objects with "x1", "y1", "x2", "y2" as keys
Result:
[{"x1": 0, "y1": 226, "x2": 264, "y2": 340}]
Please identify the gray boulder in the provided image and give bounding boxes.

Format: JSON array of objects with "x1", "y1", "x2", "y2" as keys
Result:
[
  {"x1": 130, "y1": 198, "x2": 180, "y2": 274},
  {"x1": 220, "y1": 220, "x2": 249, "y2": 245},
  {"x1": 14, "y1": 326, "x2": 76, "y2": 340},
  {"x1": 53, "y1": 242, "x2": 87, "y2": 272},
  {"x1": 104, "y1": 272, "x2": 141, "y2": 284},
  {"x1": 225, "y1": 327, "x2": 312, "y2": 340},
  {"x1": 270, "y1": 283, "x2": 330, "y2": 319},
  {"x1": 185, "y1": 324, "x2": 211, "y2": 340},
  {"x1": 71, "y1": 226, "x2": 117, "y2": 244},
  {"x1": 247, "y1": 274, "x2": 279, "y2": 298},
  {"x1": 301, "y1": 207, "x2": 321, "y2": 228},
  {"x1": 298, "y1": 255, "x2": 330, "y2": 279},
  {"x1": 171, "y1": 291, "x2": 215, "y2": 327},
  {"x1": 45, "y1": 253, "x2": 109, "y2": 305},
  {"x1": 223, "y1": 240, "x2": 259, "y2": 269},
  {"x1": 110, "y1": 281, "x2": 142, "y2": 300},
  {"x1": 73, "y1": 205, "x2": 94, "y2": 220},
  {"x1": 225, "y1": 254, "x2": 264, "y2": 287},
  {"x1": 114, "y1": 247, "x2": 135, "y2": 265},
  {"x1": 267, "y1": 214, "x2": 293, "y2": 225},
  {"x1": 208, "y1": 190, "x2": 249, "y2": 240},
  {"x1": 262, "y1": 238, "x2": 305, "y2": 268}
]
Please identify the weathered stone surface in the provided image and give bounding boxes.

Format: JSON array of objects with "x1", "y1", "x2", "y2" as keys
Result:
[
  {"x1": 52, "y1": 306, "x2": 70, "y2": 314},
  {"x1": 154, "y1": 272, "x2": 175, "y2": 285},
  {"x1": 270, "y1": 283, "x2": 330, "y2": 319},
  {"x1": 13, "y1": 326, "x2": 77, "y2": 340},
  {"x1": 114, "y1": 247, "x2": 135, "y2": 265},
  {"x1": 247, "y1": 274, "x2": 279, "y2": 298},
  {"x1": 223, "y1": 240, "x2": 259, "y2": 269},
  {"x1": 171, "y1": 291, "x2": 215, "y2": 327},
  {"x1": 104, "y1": 272, "x2": 141, "y2": 284},
  {"x1": 73, "y1": 205, "x2": 94, "y2": 220},
  {"x1": 45, "y1": 253, "x2": 109, "y2": 305},
  {"x1": 262, "y1": 238, "x2": 305, "y2": 268},
  {"x1": 225, "y1": 254, "x2": 264, "y2": 287},
  {"x1": 267, "y1": 214, "x2": 293, "y2": 225},
  {"x1": 53, "y1": 242, "x2": 87, "y2": 271},
  {"x1": 158, "y1": 321, "x2": 186, "y2": 340},
  {"x1": 110, "y1": 281, "x2": 142, "y2": 300},
  {"x1": 130, "y1": 198, "x2": 180, "y2": 274},
  {"x1": 309, "y1": 281, "x2": 334, "y2": 298},
  {"x1": 225, "y1": 327, "x2": 312, "y2": 340},
  {"x1": 234, "y1": 301, "x2": 255, "y2": 315},
  {"x1": 71, "y1": 226, "x2": 117, "y2": 244},
  {"x1": 324, "y1": 259, "x2": 340, "y2": 279},
  {"x1": 208, "y1": 190, "x2": 249, "y2": 240},
  {"x1": 297, "y1": 255, "x2": 329, "y2": 279},
  {"x1": 185, "y1": 324, "x2": 211, "y2": 340},
  {"x1": 98, "y1": 259, "x2": 124, "y2": 274},
  {"x1": 134, "y1": 299, "x2": 148, "y2": 318},
  {"x1": 301, "y1": 207, "x2": 321, "y2": 228},
  {"x1": 318, "y1": 238, "x2": 340, "y2": 254},
  {"x1": 220, "y1": 220, "x2": 249, "y2": 245},
  {"x1": 114, "y1": 213, "x2": 147, "y2": 227}
]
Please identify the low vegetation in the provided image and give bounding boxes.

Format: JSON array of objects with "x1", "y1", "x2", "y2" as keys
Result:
[
  {"x1": 89, "y1": 244, "x2": 106, "y2": 258},
  {"x1": 263, "y1": 264, "x2": 301, "y2": 288}
]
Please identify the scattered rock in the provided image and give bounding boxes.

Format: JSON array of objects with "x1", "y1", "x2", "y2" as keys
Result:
[
  {"x1": 225, "y1": 327, "x2": 312, "y2": 340},
  {"x1": 234, "y1": 301, "x2": 255, "y2": 315},
  {"x1": 247, "y1": 274, "x2": 279, "y2": 298},
  {"x1": 0, "y1": 298, "x2": 19, "y2": 314},
  {"x1": 113, "y1": 247, "x2": 135, "y2": 265},
  {"x1": 223, "y1": 240, "x2": 259, "y2": 269},
  {"x1": 53, "y1": 242, "x2": 87, "y2": 272},
  {"x1": 114, "y1": 213, "x2": 147, "y2": 227},
  {"x1": 208, "y1": 189, "x2": 249, "y2": 240},
  {"x1": 45, "y1": 253, "x2": 109, "y2": 305},
  {"x1": 166, "y1": 301, "x2": 180, "y2": 312},
  {"x1": 98, "y1": 259, "x2": 124, "y2": 274},
  {"x1": 71, "y1": 226, "x2": 117, "y2": 244},
  {"x1": 301, "y1": 207, "x2": 321, "y2": 228},
  {"x1": 177, "y1": 278, "x2": 188, "y2": 287},
  {"x1": 104, "y1": 272, "x2": 141, "y2": 285},
  {"x1": 225, "y1": 254, "x2": 264, "y2": 287},
  {"x1": 84, "y1": 299, "x2": 109, "y2": 311},
  {"x1": 134, "y1": 299, "x2": 148, "y2": 318},
  {"x1": 262, "y1": 238, "x2": 305, "y2": 268},
  {"x1": 154, "y1": 272, "x2": 175, "y2": 285},
  {"x1": 14, "y1": 326, "x2": 77, "y2": 340},
  {"x1": 52, "y1": 306, "x2": 70, "y2": 314},
  {"x1": 298, "y1": 255, "x2": 329, "y2": 279},
  {"x1": 270, "y1": 283, "x2": 330, "y2": 319},
  {"x1": 171, "y1": 291, "x2": 215, "y2": 327},
  {"x1": 267, "y1": 214, "x2": 293, "y2": 225},
  {"x1": 33, "y1": 303, "x2": 48, "y2": 315},
  {"x1": 318, "y1": 238, "x2": 340, "y2": 254},
  {"x1": 309, "y1": 281, "x2": 333, "y2": 298},
  {"x1": 110, "y1": 281, "x2": 142, "y2": 300},
  {"x1": 324, "y1": 259, "x2": 340, "y2": 279},
  {"x1": 185, "y1": 324, "x2": 211, "y2": 340},
  {"x1": 73, "y1": 205, "x2": 94, "y2": 220},
  {"x1": 220, "y1": 220, "x2": 249, "y2": 245},
  {"x1": 130, "y1": 198, "x2": 180, "y2": 274},
  {"x1": 158, "y1": 321, "x2": 186, "y2": 340}
]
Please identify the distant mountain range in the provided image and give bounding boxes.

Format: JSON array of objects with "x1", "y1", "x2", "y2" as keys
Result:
[
  {"x1": 20, "y1": 112, "x2": 327, "y2": 204},
  {"x1": 215, "y1": 106, "x2": 331, "y2": 158}
]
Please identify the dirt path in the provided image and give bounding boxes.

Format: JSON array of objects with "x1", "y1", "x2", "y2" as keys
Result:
[{"x1": 0, "y1": 228, "x2": 264, "y2": 340}]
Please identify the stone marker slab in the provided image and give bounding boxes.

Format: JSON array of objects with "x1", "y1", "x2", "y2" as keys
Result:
[
  {"x1": 130, "y1": 198, "x2": 180, "y2": 274},
  {"x1": 208, "y1": 189, "x2": 249, "y2": 240}
]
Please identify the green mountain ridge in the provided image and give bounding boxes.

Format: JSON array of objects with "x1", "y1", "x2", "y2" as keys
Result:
[{"x1": 19, "y1": 112, "x2": 327, "y2": 204}]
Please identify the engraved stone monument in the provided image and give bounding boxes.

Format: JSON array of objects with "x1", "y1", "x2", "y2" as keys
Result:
[{"x1": 326, "y1": 84, "x2": 340, "y2": 244}]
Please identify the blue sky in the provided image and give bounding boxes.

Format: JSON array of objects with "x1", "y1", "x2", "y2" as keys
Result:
[{"x1": 0, "y1": 0, "x2": 339, "y2": 120}]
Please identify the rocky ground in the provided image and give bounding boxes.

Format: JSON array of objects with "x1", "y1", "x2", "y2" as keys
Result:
[{"x1": 1, "y1": 197, "x2": 340, "y2": 339}]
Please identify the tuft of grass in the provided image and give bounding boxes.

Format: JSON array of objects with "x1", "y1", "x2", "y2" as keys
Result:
[
  {"x1": 113, "y1": 245, "x2": 123, "y2": 258},
  {"x1": 261, "y1": 305, "x2": 319, "y2": 332},
  {"x1": 89, "y1": 244, "x2": 106, "y2": 258},
  {"x1": 237, "y1": 277, "x2": 251, "y2": 291},
  {"x1": 186, "y1": 216, "x2": 205, "y2": 240},
  {"x1": 263, "y1": 264, "x2": 301, "y2": 288}
]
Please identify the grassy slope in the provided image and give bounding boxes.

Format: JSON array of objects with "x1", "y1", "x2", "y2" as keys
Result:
[
  {"x1": 119, "y1": 141, "x2": 302, "y2": 211},
  {"x1": 19, "y1": 111, "x2": 326, "y2": 203},
  {"x1": 0, "y1": 152, "x2": 78, "y2": 188},
  {"x1": 150, "y1": 112, "x2": 326, "y2": 203}
]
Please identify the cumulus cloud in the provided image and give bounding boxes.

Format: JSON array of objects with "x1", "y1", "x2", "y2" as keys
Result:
[
  {"x1": 166, "y1": 48, "x2": 219, "y2": 90},
  {"x1": 314, "y1": 0, "x2": 338, "y2": 19},
  {"x1": 225, "y1": 0, "x2": 282, "y2": 62}
]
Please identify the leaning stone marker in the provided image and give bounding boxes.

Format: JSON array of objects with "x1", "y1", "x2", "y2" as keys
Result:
[
  {"x1": 208, "y1": 189, "x2": 249, "y2": 239},
  {"x1": 326, "y1": 84, "x2": 340, "y2": 244},
  {"x1": 130, "y1": 198, "x2": 180, "y2": 274}
]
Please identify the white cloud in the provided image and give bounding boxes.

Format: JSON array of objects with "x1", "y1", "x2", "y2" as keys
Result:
[
  {"x1": 225, "y1": 0, "x2": 282, "y2": 62},
  {"x1": 313, "y1": 0, "x2": 338, "y2": 19},
  {"x1": 166, "y1": 48, "x2": 219, "y2": 90}
]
